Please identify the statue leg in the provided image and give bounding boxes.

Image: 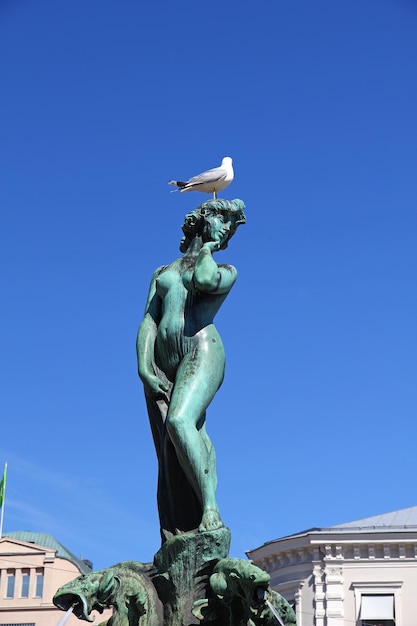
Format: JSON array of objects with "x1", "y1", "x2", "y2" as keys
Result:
[{"x1": 165, "y1": 344, "x2": 225, "y2": 532}]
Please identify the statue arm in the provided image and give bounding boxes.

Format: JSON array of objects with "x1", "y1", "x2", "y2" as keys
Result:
[
  {"x1": 193, "y1": 243, "x2": 237, "y2": 294},
  {"x1": 136, "y1": 268, "x2": 169, "y2": 397}
]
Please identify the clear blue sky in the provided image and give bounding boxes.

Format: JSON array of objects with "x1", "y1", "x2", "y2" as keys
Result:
[{"x1": 1, "y1": 0, "x2": 416, "y2": 572}]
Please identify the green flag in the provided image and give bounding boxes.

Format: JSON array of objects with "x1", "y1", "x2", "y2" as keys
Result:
[{"x1": 0, "y1": 464, "x2": 6, "y2": 509}]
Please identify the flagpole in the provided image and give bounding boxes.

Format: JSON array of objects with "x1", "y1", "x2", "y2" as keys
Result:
[{"x1": 0, "y1": 462, "x2": 8, "y2": 538}]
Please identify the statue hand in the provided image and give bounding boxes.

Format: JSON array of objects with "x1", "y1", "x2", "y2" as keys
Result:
[
  {"x1": 202, "y1": 240, "x2": 221, "y2": 253},
  {"x1": 142, "y1": 373, "x2": 170, "y2": 400}
]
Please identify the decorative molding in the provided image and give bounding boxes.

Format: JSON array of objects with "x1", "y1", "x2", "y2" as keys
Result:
[{"x1": 294, "y1": 581, "x2": 304, "y2": 626}]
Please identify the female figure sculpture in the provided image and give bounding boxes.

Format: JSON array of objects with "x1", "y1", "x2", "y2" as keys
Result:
[{"x1": 136, "y1": 199, "x2": 246, "y2": 541}]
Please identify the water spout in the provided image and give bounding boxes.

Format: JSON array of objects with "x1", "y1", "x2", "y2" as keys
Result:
[
  {"x1": 55, "y1": 605, "x2": 74, "y2": 626},
  {"x1": 264, "y1": 597, "x2": 286, "y2": 626}
]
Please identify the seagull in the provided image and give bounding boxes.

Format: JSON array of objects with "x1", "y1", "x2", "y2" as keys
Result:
[{"x1": 168, "y1": 157, "x2": 234, "y2": 199}]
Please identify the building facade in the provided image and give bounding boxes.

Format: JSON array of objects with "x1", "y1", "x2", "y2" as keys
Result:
[
  {"x1": 247, "y1": 506, "x2": 417, "y2": 626},
  {"x1": 0, "y1": 531, "x2": 112, "y2": 626}
]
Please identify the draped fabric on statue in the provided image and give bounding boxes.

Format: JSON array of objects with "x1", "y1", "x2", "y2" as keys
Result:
[{"x1": 145, "y1": 391, "x2": 202, "y2": 540}]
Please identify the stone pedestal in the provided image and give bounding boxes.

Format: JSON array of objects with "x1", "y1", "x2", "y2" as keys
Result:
[{"x1": 152, "y1": 527, "x2": 231, "y2": 626}]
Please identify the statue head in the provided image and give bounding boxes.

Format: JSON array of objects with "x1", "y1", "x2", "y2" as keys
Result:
[{"x1": 180, "y1": 199, "x2": 246, "y2": 253}]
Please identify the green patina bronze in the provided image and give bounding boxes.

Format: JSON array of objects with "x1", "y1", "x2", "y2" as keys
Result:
[
  {"x1": 136, "y1": 199, "x2": 246, "y2": 541},
  {"x1": 54, "y1": 562, "x2": 162, "y2": 625},
  {"x1": 53, "y1": 540, "x2": 296, "y2": 626},
  {"x1": 192, "y1": 557, "x2": 297, "y2": 626},
  {"x1": 53, "y1": 197, "x2": 298, "y2": 626}
]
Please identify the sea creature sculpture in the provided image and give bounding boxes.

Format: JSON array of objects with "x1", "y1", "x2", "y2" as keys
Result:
[
  {"x1": 192, "y1": 558, "x2": 296, "y2": 626},
  {"x1": 53, "y1": 561, "x2": 162, "y2": 626}
]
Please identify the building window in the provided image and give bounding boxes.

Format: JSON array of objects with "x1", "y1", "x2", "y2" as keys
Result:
[
  {"x1": 21, "y1": 569, "x2": 30, "y2": 597},
  {"x1": 360, "y1": 594, "x2": 395, "y2": 626},
  {"x1": 6, "y1": 570, "x2": 15, "y2": 598},
  {"x1": 362, "y1": 622, "x2": 394, "y2": 626},
  {"x1": 35, "y1": 568, "x2": 44, "y2": 597}
]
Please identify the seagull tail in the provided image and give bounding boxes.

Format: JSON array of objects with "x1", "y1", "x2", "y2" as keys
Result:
[{"x1": 168, "y1": 180, "x2": 187, "y2": 190}]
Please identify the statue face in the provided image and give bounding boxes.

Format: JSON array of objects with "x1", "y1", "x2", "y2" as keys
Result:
[
  {"x1": 202, "y1": 211, "x2": 232, "y2": 247},
  {"x1": 180, "y1": 205, "x2": 241, "y2": 252}
]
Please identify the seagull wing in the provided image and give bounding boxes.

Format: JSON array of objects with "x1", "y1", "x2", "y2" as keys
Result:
[{"x1": 186, "y1": 166, "x2": 227, "y2": 187}]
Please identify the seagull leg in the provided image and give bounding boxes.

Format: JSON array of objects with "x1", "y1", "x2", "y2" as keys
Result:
[{"x1": 213, "y1": 190, "x2": 217, "y2": 200}]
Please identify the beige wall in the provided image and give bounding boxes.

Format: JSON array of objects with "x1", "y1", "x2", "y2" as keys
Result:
[{"x1": 0, "y1": 537, "x2": 112, "y2": 626}]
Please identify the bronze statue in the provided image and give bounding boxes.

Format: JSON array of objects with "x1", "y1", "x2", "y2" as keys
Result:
[
  {"x1": 136, "y1": 199, "x2": 246, "y2": 541},
  {"x1": 55, "y1": 195, "x2": 298, "y2": 626}
]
